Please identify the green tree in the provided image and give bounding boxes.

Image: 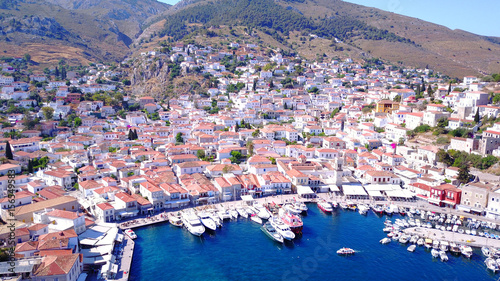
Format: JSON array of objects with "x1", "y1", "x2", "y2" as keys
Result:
[
  {"x1": 457, "y1": 165, "x2": 472, "y2": 184},
  {"x1": 41, "y1": 107, "x2": 54, "y2": 120},
  {"x1": 197, "y1": 149, "x2": 206, "y2": 160},
  {"x1": 23, "y1": 53, "x2": 31, "y2": 62},
  {"x1": 393, "y1": 95, "x2": 401, "y2": 102},
  {"x1": 176, "y1": 132, "x2": 184, "y2": 143},
  {"x1": 474, "y1": 108, "x2": 480, "y2": 123},
  {"x1": 222, "y1": 165, "x2": 234, "y2": 174},
  {"x1": 229, "y1": 150, "x2": 242, "y2": 164},
  {"x1": 27, "y1": 159, "x2": 33, "y2": 174},
  {"x1": 74, "y1": 117, "x2": 82, "y2": 127},
  {"x1": 246, "y1": 140, "x2": 254, "y2": 156},
  {"x1": 252, "y1": 129, "x2": 260, "y2": 138}
]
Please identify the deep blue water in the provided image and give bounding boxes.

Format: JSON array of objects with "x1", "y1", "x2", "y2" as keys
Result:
[{"x1": 130, "y1": 204, "x2": 496, "y2": 281}]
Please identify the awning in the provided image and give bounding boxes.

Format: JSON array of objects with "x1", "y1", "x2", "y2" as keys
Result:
[
  {"x1": 329, "y1": 185, "x2": 340, "y2": 192},
  {"x1": 297, "y1": 185, "x2": 315, "y2": 196},
  {"x1": 364, "y1": 184, "x2": 400, "y2": 191},
  {"x1": 119, "y1": 210, "x2": 139, "y2": 217},
  {"x1": 367, "y1": 190, "x2": 384, "y2": 197},
  {"x1": 427, "y1": 197, "x2": 442, "y2": 204},
  {"x1": 456, "y1": 205, "x2": 471, "y2": 212},
  {"x1": 343, "y1": 185, "x2": 367, "y2": 196},
  {"x1": 241, "y1": 195, "x2": 254, "y2": 202},
  {"x1": 386, "y1": 189, "x2": 414, "y2": 198}
]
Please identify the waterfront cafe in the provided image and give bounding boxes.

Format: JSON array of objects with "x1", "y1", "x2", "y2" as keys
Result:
[
  {"x1": 241, "y1": 195, "x2": 255, "y2": 206},
  {"x1": 296, "y1": 185, "x2": 317, "y2": 200},
  {"x1": 342, "y1": 185, "x2": 369, "y2": 200}
]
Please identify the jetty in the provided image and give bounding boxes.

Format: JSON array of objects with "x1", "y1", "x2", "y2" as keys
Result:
[
  {"x1": 118, "y1": 213, "x2": 169, "y2": 230},
  {"x1": 403, "y1": 227, "x2": 500, "y2": 248},
  {"x1": 116, "y1": 235, "x2": 135, "y2": 281}
]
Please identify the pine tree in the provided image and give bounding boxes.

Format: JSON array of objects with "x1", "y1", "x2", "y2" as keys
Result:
[
  {"x1": 447, "y1": 82, "x2": 452, "y2": 94},
  {"x1": 474, "y1": 108, "x2": 480, "y2": 123},
  {"x1": 427, "y1": 84, "x2": 433, "y2": 96},
  {"x1": 284, "y1": 103, "x2": 288, "y2": 109},
  {"x1": 133, "y1": 129, "x2": 138, "y2": 140},
  {"x1": 28, "y1": 159, "x2": 33, "y2": 174},
  {"x1": 55, "y1": 67, "x2": 59, "y2": 78},
  {"x1": 5, "y1": 141, "x2": 13, "y2": 160},
  {"x1": 61, "y1": 66, "x2": 66, "y2": 80},
  {"x1": 290, "y1": 104, "x2": 294, "y2": 110},
  {"x1": 128, "y1": 130, "x2": 133, "y2": 140}
]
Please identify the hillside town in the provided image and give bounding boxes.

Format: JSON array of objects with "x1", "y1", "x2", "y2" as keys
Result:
[{"x1": 1, "y1": 41, "x2": 500, "y2": 280}]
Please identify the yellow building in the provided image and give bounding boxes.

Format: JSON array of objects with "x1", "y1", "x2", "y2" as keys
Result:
[{"x1": 375, "y1": 100, "x2": 400, "y2": 114}]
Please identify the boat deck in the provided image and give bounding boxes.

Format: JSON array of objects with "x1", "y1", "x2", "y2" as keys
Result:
[{"x1": 403, "y1": 227, "x2": 500, "y2": 248}]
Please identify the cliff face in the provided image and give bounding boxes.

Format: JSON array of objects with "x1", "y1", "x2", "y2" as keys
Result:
[{"x1": 128, "y1": 58, "x2": 171, "y2": 99}]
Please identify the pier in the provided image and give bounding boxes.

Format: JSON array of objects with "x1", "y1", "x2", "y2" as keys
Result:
[
  {"x1": 116, "y1": 235, "x2": 135, "y2": 281},
  {"x1": 403, "y1": 227, "x2": 500, "y2": 248},
  {"x1": 118, "y1": 213, "x2": 169, "y2": 230}
]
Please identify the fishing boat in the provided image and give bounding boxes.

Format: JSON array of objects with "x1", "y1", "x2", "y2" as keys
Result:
[
  {"x1": 181, "y1": 212, "x2": 205, "y2": 236},
  {"x1": 358, "y1": 204, "x2": 369, "y2": 215},
  {"x1": 197, "y1": 212, "x2": 217, "y2": 231},
  {"x1": 485, "y1": 258, "x2": 499, "y2": 272},
  {"x1": 261, "y1": 221, "x2": 284, "y2": 243},
  {"x1": 371, "y1": 205, "x2": 384, "y2": 216},
  {"x1": 407, "y1": 245, "x2": 416, "y2": 252},
  {"x1": 337, "y1": 248, "x2": 356, "y2": 255},
  {"x1": 380, "y1": 238, "x2": 391, "y2": 244},
  {"x1": 460, "y1": 245, "x2": 473, "y2": 258},
  {"x1": 250, "y1": 214, "x2": 263, "y2": 224},
  {"x1": 317, "y1": 200, "x2": 333, "y2": 213},
  {"x1": 439, "y1": 250, "x2": 448, "y2": 262},
  {"x1": 169, "y1": 214, "x2": 183, "y2": 227},
  {"x1": 269, "y1": 216, "x2": 295, "y2": 240},
  {"x1": 431, "y1": 249, "x2": 439, "y2": 258},
  {"x1": 449, "y1": 242, "x2": 461, "y2": 255},
  {"x1": 279, "y1": 209, "x2": 303, "y2": 234},
  {"x1": 124, "y1": 229, "x2": 137, "y2": 239}
]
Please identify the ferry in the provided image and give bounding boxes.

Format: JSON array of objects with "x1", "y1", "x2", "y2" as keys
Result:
[
  {"x1": 124, "y1": 229, "x2": 137, "y2": 240},
  {"x1": 261, "y1": 221, "x2": 284, "y2": 243},
  {"x1": 337, "y1": 248, "x2": 355, "y2": 255},
  {"x1": 317, "y1": 200, "x2": 333, "y2": 213},
  {"x1": 279, "y1": 209, "x2": 303, "y2": 234}
]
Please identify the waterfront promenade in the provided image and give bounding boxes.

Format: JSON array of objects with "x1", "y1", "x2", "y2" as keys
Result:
[
  {"x1": 404, "y1": 227, "x2": 500, "y2": 248},
  {"x1": 116, "y1": 235, "x2": 135, "y2": 281}
]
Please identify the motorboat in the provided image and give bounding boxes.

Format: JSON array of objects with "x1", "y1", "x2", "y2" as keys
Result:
[
  {"x1": 432, "y1": 240, "x2": 440, "y2": 249},
  {"x1": 181, "y1": 211, "x2": 205, "y2": 236},
  {"x1": 254, "y1": 203, "x2": 271, "y2": 220},
  {"x1": 407, "y1": 245, "x2": 416, "y2": 252},
  {"x1": 250, "y1": 214, "x2": 263, "y2": 224},
  {"x1": 417, "y1": 238, "x2": 424, "y2": 246},
  {"x1": 346, "y1": 201, "x2": 357, "y2": 211},
  {"x1": 339, "y1": 202, "x2": 348, "y2": 209},
  {"x1": 399, "y1": 235, "x2": 410, "y2": 244},
  {"x1": 424, "y1": 239, "x2": 433, "y2": 249},
  {"x1": 439, "y1": 250, "x2": 448, "y2": 262},
  {"x1": 279, "y1": 209, "x2": 303, "y2": 234},
  {"x1": 439, "y1": 241, "x2": 449, "y2": 252},
  {"x1": 371, "y1": 205, "x2": 384, "y2": 216},
  {"x1": 269, "y1": 216, "x2": 295, "y2": 240},
  {"x1": 337, "y1": 248, "x2": 355, "y2": 255},
  {"x1": 292, "y1": 200, "x2": 308, "y2": 213},
  {"x1": 482, "y1": 246, "x2": 491, "y2": 257},
  {"x1": 330, "y1": 201, "x2": 339, "y2": 209},
  {"x1": 449, "y1": 242, "x2": 461, "y2": 255},
  {"x1": 485, "y1": 258, "x2": 499, "y2": 272},
  {"x1": 460, "y1": 245, "x2": 473, "y2": 258},
  {"x1": 384, "y1": 205, "x2": 393, "y2": 215},
  {"x1": 261, "y1": 221, "x2": 283, "y2": 243},
  {"x1": 431, "y1": 249, "x2": 439, "y2": 258},
  {"x1": 358, "y1": 204, "x2": 369, "y2": 215},
  {"x1": 410, "y1": 235, "x2": 418, "y2": 244},
  {"x1": 317, "y1": 200, "x2": 333, "y2": 213},
  {"x1": 209, "y1": 211, "x2": 222, "y2": 227},
  {"x1": 217, "y1": 206, "x2": 232, "y2": 221},
  {"x1": 236, "y1": 206, "x2": 248, "y2": 218},
  {"x1": 124, "y1": 229, "x2": 137, "y2": 239},
  {"x1": 229, "y1": 207, "x2": 239, "y2": 220},
  {"x1": 283, "y1": 203, "x2": 302, "y2": 215},
  {"x1": 197, "y1": 212, "x2": 217, "y2": 231},
  {"x1": 380, "y1": 238, "x2": 391, "y2": 244},
  {"x1": 169, "y1": 214, "x2": 183, "y2": 227}
]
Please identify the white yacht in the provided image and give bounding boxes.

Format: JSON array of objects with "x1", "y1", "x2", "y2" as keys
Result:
[
  {"x1": 293, "y1": 201, "x2": 308, "y2": 212},
  {"x1": 399, "y1": 235, "x2": 410, "y2": 244},
  {"x1": 269, "y1": 216, "x2": 295, "y2": 240},
  {"x1": 416, "y1": 238, "x2": 424, "y2": 246},
  {"x1": 197, "y1": 211, "x2": 217, "y2": 231},
  {"x1": 380, "y1": 238, "x2": 391, "y2": 244},
  {"x1": 431, "y1": 249, "x2": 439, "y2": 258},
  {"x1": 486, "y1": 258, "x2": 499, "y2": 272},
  {"x1": 358, "y1": 204, "x2": 369, "y2": 215},
  {"x1": 439, "y1": 250, "x2": 448, "y2": 262},
  {"x1": 181, "y1": 211, "x2": 205, "y2": 236},
  {"x1": 407, "y1": 245, "x2": 416, "y2": 252},
  {"x1": 254, "y1": 203, "x2": 271, "y2": 220},
  {"x1": 460, "y1": 245, "x2": 473, "y2": 258},
  {"x1": 283, "y1": 203, "x2": 302, "y2": 215},
  {"x1": 439, "y1": 241, "x2": 449, "y2": 252},
  {"x1": 250, "y1": 214, "x2": 263, "y2": 224},
  {"x1": 236, "y1": 206, "x2": 248, "y2": 218}
]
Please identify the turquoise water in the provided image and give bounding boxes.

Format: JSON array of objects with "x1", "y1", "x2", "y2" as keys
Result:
[{"x1": 130, "y1": 204, "x2": 496, "y2": 281}]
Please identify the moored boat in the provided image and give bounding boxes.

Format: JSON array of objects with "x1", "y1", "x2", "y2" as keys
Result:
[
  {"x1": 439, "y1": 250, "x2": 448, "y2": 262},
  {"x1": 169, "y1": 214, "x2": 183, "y2": 227},
  {"x1": 181, "y1": 211, "x2": 205, "y2": 236},
  {"x1": 431, "y1": 249, "x2": 439, "y2": 258},
  {"x1": 261, "y1": 221, "x2": 284, "y2": 243},
  {"x1": 460, "y1": 245, "x2": 473, "y2": 258},
  {"x1": 485, "y1": 258, "x2": 499, "y2": 272},
  {"x1": 197, "y1": 211, "x2": 217, "y2": 231},
  {"x1": 317, "y1": 200, "x2": 333, "y2": 213},
  {"x1": 358, "y1": 204, "x2": 369, "y2": 215},
  {"x1": 380, "y1": 238, "x2": 391, "y2": 244},
  {"x1": 124, "y1": 229, "x2": 137, "y2": 239},
  {"x1": 407, "y1": 245, "x2": 416, "y2": 252},
  {"x1": 250, "y1": 214, "x2": 263, "y2": 224},
  {"x1": 417, "y1": 238, "x2": 424, "y2": 246},
  {"x1": 279, "y1": 209, "x2": 303, "y2": 234},
  {"x1": 371, "y1": 204, "x2": 384, "y2": 216},
  {"x1": 283, "y1": 203, "x2": 302, "y2": 215},
  {"x1": 269, "y1": 216, "x2": 295, "y2": 240},
  {"x1": 254, "y1": 203, "x2": 271, "y2": 220}
]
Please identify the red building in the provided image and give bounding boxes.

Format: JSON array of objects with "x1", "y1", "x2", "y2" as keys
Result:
[{"x1": 428, "y1": 184, "x2": 462, "y2": 208}]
